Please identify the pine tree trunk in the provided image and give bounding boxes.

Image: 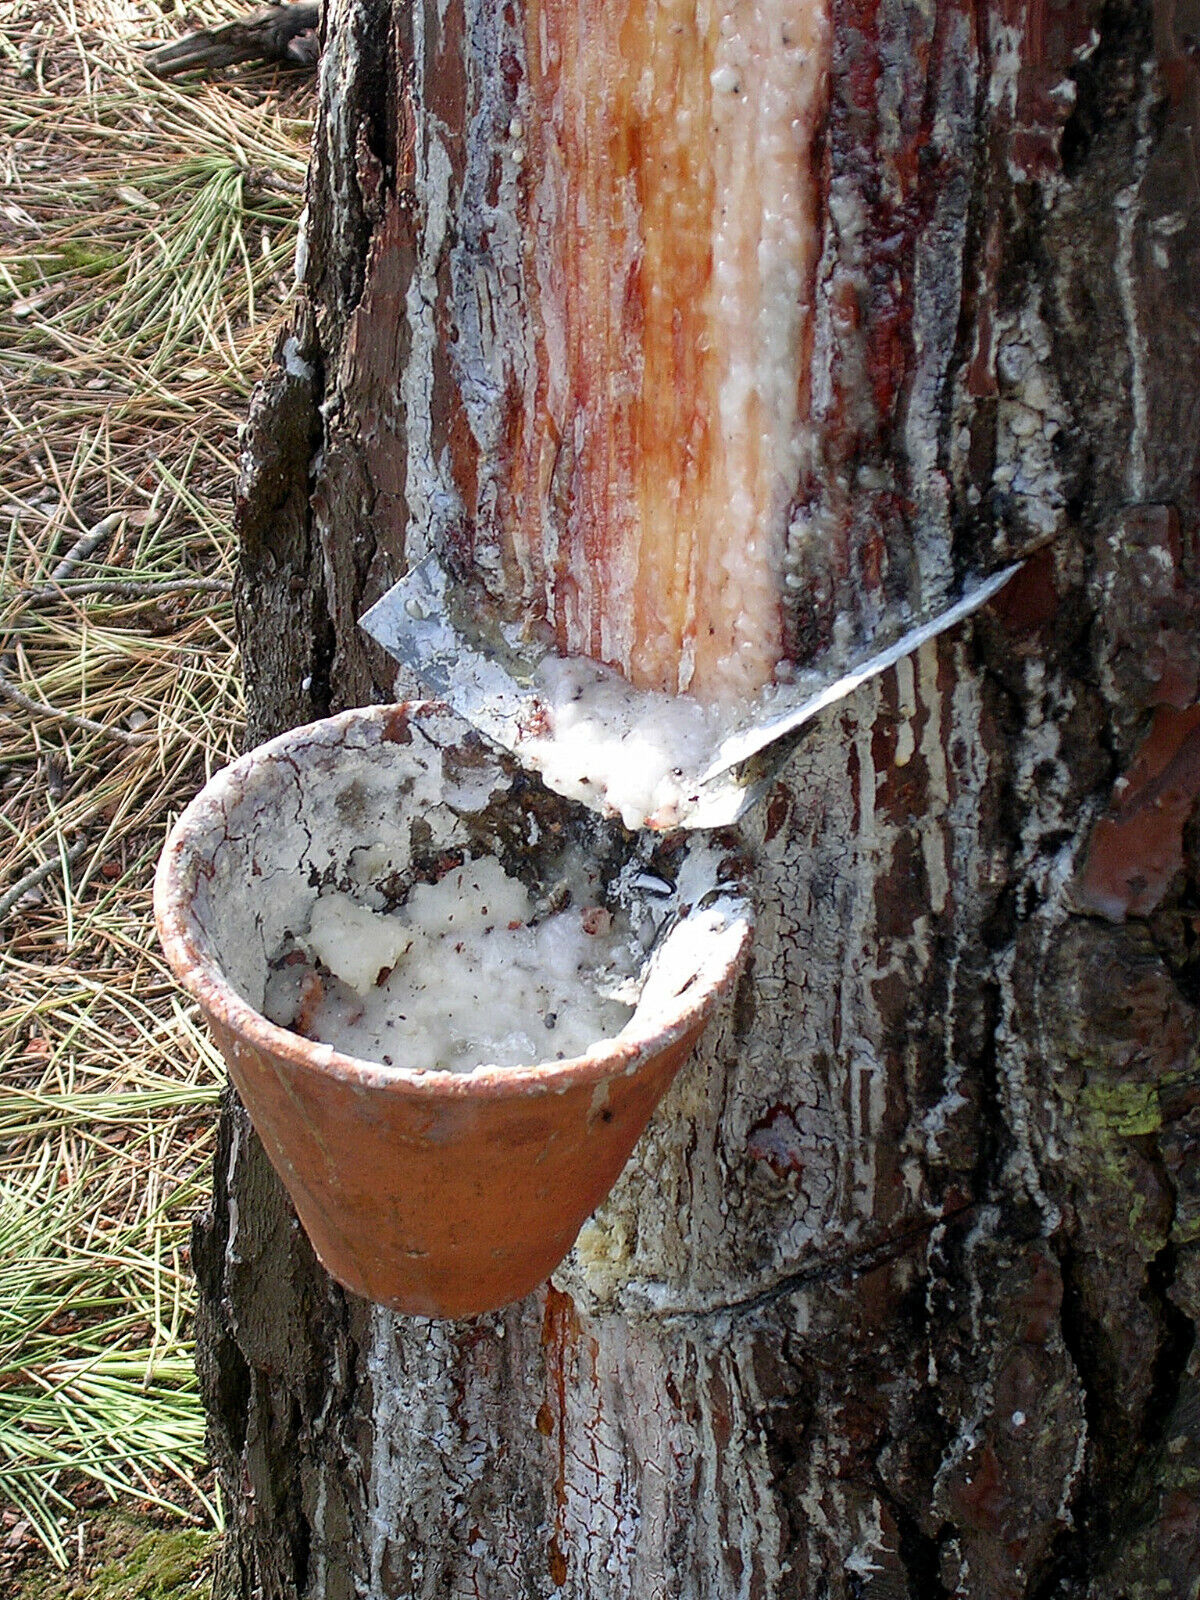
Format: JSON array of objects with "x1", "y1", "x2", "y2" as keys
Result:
[{"x1": 199, "y1": 1, "x2": 1200, "y2": 1595}]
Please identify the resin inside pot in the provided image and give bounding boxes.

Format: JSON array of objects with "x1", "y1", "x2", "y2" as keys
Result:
[
  {"x1": 262, "y1": 857, "x2": 641, "y2": 1071},
  {"x1": 177, "y1": 702, "x2": 748, "y2": 1076}
]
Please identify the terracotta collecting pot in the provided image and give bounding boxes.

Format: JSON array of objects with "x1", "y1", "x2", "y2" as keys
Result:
[{"x1": 154, "y1": 703, "x2": 753, "y2": 1317}]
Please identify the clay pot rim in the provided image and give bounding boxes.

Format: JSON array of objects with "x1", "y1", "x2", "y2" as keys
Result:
[{"x1": 154, "y1": 702, "x2": 754, "y2": 1102}]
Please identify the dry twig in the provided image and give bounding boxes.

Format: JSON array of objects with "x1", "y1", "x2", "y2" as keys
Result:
[
  {"x1": 10, "y1": 576, "x2": 230, "y2": 606},
  {"x1": 0, "y1": 837, "x2": 88, "y2": 924},
  {"x1": 0, "y1": 669, "x2": 154, "y2": 746}
]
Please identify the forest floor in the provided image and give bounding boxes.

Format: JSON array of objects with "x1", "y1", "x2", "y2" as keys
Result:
[{"x1": 0, "y1": 0, "x2": 310, "y2": 1588}]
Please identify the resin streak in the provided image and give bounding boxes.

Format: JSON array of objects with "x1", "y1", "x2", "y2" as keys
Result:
[{"x1": 505, "y1": 0, "x2": 831, "y2": 699}]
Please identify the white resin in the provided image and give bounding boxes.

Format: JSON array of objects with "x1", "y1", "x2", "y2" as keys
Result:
[
  {"x1": 264, "y1": 856, "x2": 640, "y2": 1072},
  {"x1": 524, "y1": 657, "x2": 731, "y2": 832},
  {"x1": 697, "y1": 0, "x2": 831, "y2": 697},
  {"x1": 304, "y1": 892, "x2": 415, "y2": 993}
]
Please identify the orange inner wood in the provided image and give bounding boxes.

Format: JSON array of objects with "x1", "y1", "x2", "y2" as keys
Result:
[{"x1": 506, "y1": 0, "x2": 830, "y2": 701}]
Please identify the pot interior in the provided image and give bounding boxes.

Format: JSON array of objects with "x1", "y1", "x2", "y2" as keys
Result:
[{"x1": 163, "y1": 704, "x2": 751, "y2": 1073}]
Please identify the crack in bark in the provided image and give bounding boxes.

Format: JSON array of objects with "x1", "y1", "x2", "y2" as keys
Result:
[{"x1": 665, "y1": 1203, "x2": 978, "y2": 1326}]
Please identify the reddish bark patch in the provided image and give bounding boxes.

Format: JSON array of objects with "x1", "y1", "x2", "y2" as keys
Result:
[
  {"x1": 1014, "y1": 1246, "x2": 1062, "y2": 1347},
  {"x1": 548, "y1": 1538, "x2": 568, "y2": 1587},
  {"x1": 948, "y1": 1439, "x2": 1008, "y2": 1536},
  {"x1": 380, "y1": 707, "x2": 413, "y2": 743},
  {"x1": 338, "y1": 196, "x2": 414, "y2": 559},
  {"x1": 427, "y1": 0, "x2": 467, "y2": 146},
  {"x1": 1095, "y1": 505, "x2": 1198, "y2": 712},
  {"x1": 1161, "y1": 1488, "x2": 1200, "y2": 1546},
  {"x1": 967, "y1": 217, "x2": 1004, "y2": 400},
  {"x1": 1006, "y1": 0, "x2": 1105, "y2": 180},
  {"x1": 747, "y1": 1105, "x2": 806, "y2": 1179},
  {"x1": 762, "y1": 783, "x2": 792, "y2": 844},
  {"x1": 540, "y1": 1285, "x2": 579, "y2": 1588},
  {"x1": 1076, "y1": 704, "x2": 1200, "y2": 920},
  {"x1": 989, "y1": 544, "x2": 1058, "y2": 634}
]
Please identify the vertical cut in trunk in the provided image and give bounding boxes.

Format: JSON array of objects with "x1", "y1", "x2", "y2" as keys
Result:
[{"x1": 498, "y1": 0, "x2": 831, "y2": 699}]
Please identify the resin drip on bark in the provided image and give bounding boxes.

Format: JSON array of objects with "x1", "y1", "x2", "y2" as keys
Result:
[{"x1": 505, "y1": 0, "x2": 831, "y2": 701}]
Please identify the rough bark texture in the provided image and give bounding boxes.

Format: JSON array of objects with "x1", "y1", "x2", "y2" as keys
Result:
[{"x1": 203, "y1": 0, "x2": 1200, "y2": 1596}]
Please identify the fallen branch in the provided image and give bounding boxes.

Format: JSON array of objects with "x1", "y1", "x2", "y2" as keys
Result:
[
  {"x1": 37, "y1": 512, "x2": 125, "y2": 595},
  {"x1": 145, "y1": 3, "x2": 320, "y2": 76},
  {"x1": 0, "y1": 839, "x2": 89, "y2": 925},
  {"x1": 11, "y1": 577, "x2": 230, "y2": 607},
  {"x1": 0, "y1": 671, "x2": 153, "y2": 747}
]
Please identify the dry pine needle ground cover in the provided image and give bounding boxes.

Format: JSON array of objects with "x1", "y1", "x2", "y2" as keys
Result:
[{"x1": 0, "y1": 0, "x2": 311, "y2": 1578}]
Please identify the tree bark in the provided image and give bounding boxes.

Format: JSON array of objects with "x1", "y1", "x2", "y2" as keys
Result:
[{"x1": 200, "y1": 1, "x2": 1200, "y2": 1596}]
